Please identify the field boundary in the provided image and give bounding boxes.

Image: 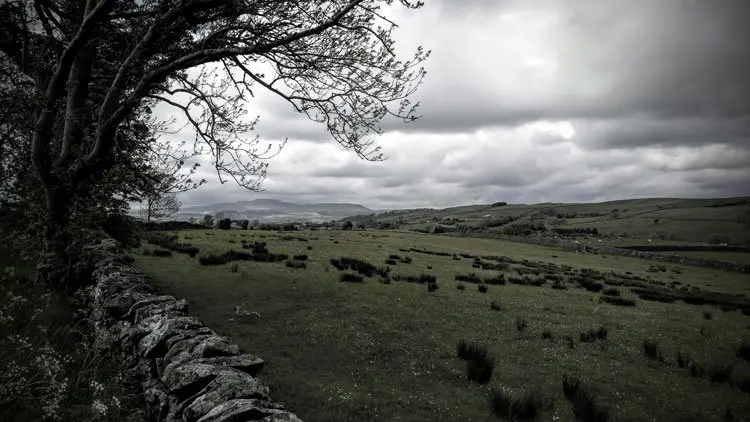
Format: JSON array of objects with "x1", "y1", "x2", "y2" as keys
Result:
[
  {"x1": 438, "y1": 232, "x2": 750, "y2": 273},
  {"x1": 84, "y1": 238, "x2": 303, "y2": 421}
]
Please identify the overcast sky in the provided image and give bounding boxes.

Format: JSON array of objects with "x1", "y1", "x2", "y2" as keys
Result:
[{"x1": 162, "y1": 0, "x2": 750, "y2": 210}]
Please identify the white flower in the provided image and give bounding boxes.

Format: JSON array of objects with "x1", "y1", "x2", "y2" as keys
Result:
[{"x1": 91, "y1": 399, "x2": 108, "y2": 416}]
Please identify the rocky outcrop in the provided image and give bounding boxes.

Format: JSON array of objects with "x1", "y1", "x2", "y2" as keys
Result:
[{"x1": 82, "y1": 239, "x2": 302, "y2": 422}]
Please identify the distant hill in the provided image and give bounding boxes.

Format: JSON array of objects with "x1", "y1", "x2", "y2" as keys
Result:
[
  {"x1": 174, "y1": 199, "x2": 374, "y2": 223},
  {"x1": 340, "y1": 197, "x2": 750, "y2": 246}
]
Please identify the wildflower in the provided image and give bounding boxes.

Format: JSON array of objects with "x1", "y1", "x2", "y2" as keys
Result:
[{"x1": 91, "y1": 399, "x2": 108, "y2": 416}]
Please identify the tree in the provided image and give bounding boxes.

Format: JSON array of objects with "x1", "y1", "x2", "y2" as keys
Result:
[
  {"x1": 240, "y1": 219, "x2": 249, "y2": 230},
  {"x1": 139, "y1": 192, "x2": 181, "y2": 222},
  {"x1": 217, "y1": 218, "x2": 232, "y2": 230},
  {"x1": 201, "y1": 214, "x2": 215, "y2": 228},
  {"x1": 342, "y1": 221, "x2": 354, "y2": 230},
  {"x1": 0, "y1": 0, "x2": 428, "y2": 289}
]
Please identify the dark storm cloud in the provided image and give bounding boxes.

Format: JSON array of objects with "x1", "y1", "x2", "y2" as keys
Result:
[{"x1": 167, "y1": 0, "x2": 750, "y2": 210}]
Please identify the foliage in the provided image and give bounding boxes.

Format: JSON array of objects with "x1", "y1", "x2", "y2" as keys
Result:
[
  {"x1": 217, "y1": 218, "x2": 232, "y2": 230},
  {"x1": 201, "y1": 214, "x2": 215, "y2": 228}
]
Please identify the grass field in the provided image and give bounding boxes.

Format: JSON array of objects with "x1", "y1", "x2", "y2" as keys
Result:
[
  {"x1": 135, "y1": 229, "x2": 750, "y2": 422},
  {"x1": 348, "y1": 197, "x2": 750, "y2": 246}
]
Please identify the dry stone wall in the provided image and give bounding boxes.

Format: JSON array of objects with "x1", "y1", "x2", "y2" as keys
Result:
[{"x1": 83, "y1": 239, "x2": 302, "y2": 422}]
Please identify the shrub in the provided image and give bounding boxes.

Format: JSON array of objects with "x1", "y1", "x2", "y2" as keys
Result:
[
  {"x1": 600, "y1": 296, "x2": 636, "y2": 307},
  {"x1": 340, "y1": 273, "x2": 364, "y2": 283},
  {"x1": 230, "y1": 263, "x2": 239, "y2": 273},
  {"x1": 385, "y1": 259, "x2": 397, "y2": 265},
  {"x1": 388, "y1": 254, "x2": 401, "y2": 260},
  {"x1": 602, "y1": 288, "x2": 620, "y2": 297},
  {"x1": 307, "y1": 245, "x2": 313, "y2": 250},
  {"x1": 330, "y1": 257, "x2": 386, "y2": 277},
  {"x1": 707, "y1": 362, "x2": 734, "y2": 383},
  {"x1": 400, "y1": 256, "x2": 413, "y2": 264},
  {"x1": 478, "y1": 284, "x2": 488, "y2": 293},
  {"x1": 293, "y1": 254, "x2": 308, "y2": 261},
  {"x1": 676, "y1": 351, "x2": 692, "y2": 368},
  {"x1": 466, "y1": 349, "x2": 494, "y2": 384},
  {"x1": 580, "y1": 327, "x2": 608, "y2": 343},
  {"x1": 542, "y1": 329, "x2": 553, "y2": 340},
  {"x1": 456, "y1": 283, "x2": 466, "y2": 290},
  {"x1": 240, "y1": 219, "x2": 249, "y2": 230},
  {"x1": 564, "y1": 335, "x2": 576, "y2": 349},
  {"x1": 643, "y1": 339, "x2": 664, "y2": 361},
  {"x1": 491, "y1": 301, "x2": 501, "y2": 311},
  {"x1": 735, "y1": 341, "x2": 750, "y2": 361},
  {"x1": 490, "y1": 389, "x2": 548, "y2": 421},
  {"x1": 703, "y1": 310, "x2": 713, "y2": 321},
  {"x1": 516, "y1": 317, "x2": 528, "y2": 333},
  {"x1": 427, "y1": 282, "x2": 439, "y2": 293},
  {"x1": 217, "y1": 218, "x2": 232, "y2": 230}
]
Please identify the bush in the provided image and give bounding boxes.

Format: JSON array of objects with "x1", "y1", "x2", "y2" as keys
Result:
[
  {"x1": 455, "y1": 273, "x2": 482, "y2": 283},
  {"x1": 580, "y1": 327, "x2": 608, "y2": 343},
  {"x1": 456, "y1": 283, "x2": 466, "y2": 290},
  {"x1": 579, "y1": 280, "x2": 604, "y2": 292},
  {"x1": 427, "y1": 282, "x2": 439, "y2": 293},
  {"x1": 478, "y1": 284, "x2": 488, "y2": 293},
  {"x1": 385, "y1": 259, "x2": 397, "y2": 265},
  {"x1": 217, "y1": 218, "x2": 232, "y2": 230},
  {"x1": 340, "y1": 273, "x2": 364, "y2": 283},
  {"x1": 562, "y1": 374, "x2": 610, "y2": 422},
  {"x1": 292, "y1": 254, "x2": 308, "y2": 261},
  {"x1": 600, "y1": 296, "x2": 636, "y2": 307},
  {"x1": 230, "y1": 263, "x2": 239, "y2": 273},
  {"x1": 240, "y1": 219, "x2": 249, "y2": 230},
  {"x1": 388, "y1": 254, "x2": 401, "y2": 260},
  {"x1": 643, "y1": 339, "x2": 664, "y2": 361},
  {"x1": 491, "y1": 301, "x2": 501, "y2": 311},
  {"x1": 490, "y1": 389, "x2": 548, "y2": 421},
  {"x1": 400, "y1": 256, "x2": 413, "y2": 264},
  {"x1": 542, "y1": 329, "x2": 553, "y2": 340}
]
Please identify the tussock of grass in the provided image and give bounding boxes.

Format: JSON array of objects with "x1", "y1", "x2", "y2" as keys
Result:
[
  {"x1": 490, "y1": 388, "x2": 548, "y2": 421},
  {"x1": 478, "y1": 284, "x2": 488, "y2": 293},
  {"x1": 676, "y1": 351, "x2": 692, "y2": 368},
  {"x1": 707, "y1": 362, "x2": 734, "y2": 384},
  {"x1": 562, "y1": 374, "x2": 610, "y2": 422},
  {"x1": 602, "y1": 287, "x2": 620, "y2": 297},
  {"x1": 735, "y1": 341, "x2": 750, "y2": 362},
  {"x1": 340, "y1": 272, "x2": 364, "y2": 283},
  {"x1": 689, "y1": 361, "x2": 706, "y2": 378},
  {"x1": 600, "y1": 296, "x2": 636, "y2": 307},
  {"x1": 516, "y1": 317, "x2": 528, "y2": 333},
  {"x1": 580, "y1": 327, "x2": 608, "y2": 343},
  {"x1": 643, "y1": 339, "x2": 665, "y2": 361}
]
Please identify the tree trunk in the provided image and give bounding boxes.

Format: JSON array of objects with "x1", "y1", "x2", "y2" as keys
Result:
[{"x1": 36, "y1": 184, "x2": 74, "y2": 291}]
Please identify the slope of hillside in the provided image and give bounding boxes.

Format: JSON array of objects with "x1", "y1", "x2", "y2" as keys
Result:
[{"x1": 342, "y1": 197, "x2": 750, "y2": 246}]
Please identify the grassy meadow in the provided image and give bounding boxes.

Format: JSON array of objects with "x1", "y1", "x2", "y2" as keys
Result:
[{"x1": 135, "y1": 228, "x2": 750, "y2": 422}]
